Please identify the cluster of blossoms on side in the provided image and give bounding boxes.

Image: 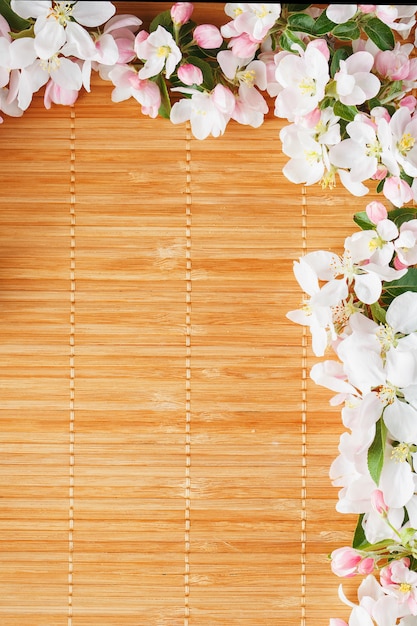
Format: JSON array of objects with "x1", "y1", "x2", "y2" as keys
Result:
[
  {"x1": 1, "y1": 3, "x2": 417, "y2": 205},
  {"x1": 288, "y1": 198, "x2": 417, "y2": 624},
  {"x1": 2, "y1": 2, "x2": 417, "y2": 622}
]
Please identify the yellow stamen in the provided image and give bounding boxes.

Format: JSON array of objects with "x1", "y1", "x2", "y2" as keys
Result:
[
  {"x1": 391, "y1": 442, "x2": 410, "y2": 463},
  {"x1": 398, "y1": 132, "x2": 415, "y2": 156},
  {"x1": 399, "y1": 582, "x2": 412, "y2": 593},
  {"x1": 157, "y1": 45, "x2": 171, "y2": 58}
]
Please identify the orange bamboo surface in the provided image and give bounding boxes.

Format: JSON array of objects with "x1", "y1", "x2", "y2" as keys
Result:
[{"x1": 0, "y1": 3, "x2": 397, "y2": 625}]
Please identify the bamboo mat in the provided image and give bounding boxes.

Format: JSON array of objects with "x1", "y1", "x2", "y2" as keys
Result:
[{"x1": 0, "y1": 3, "x2": 387, "y2": 625}]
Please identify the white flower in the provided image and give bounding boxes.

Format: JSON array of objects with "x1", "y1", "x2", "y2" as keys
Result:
[
  {"x1": 334, "y1": 51, "x2": 380, "y2": 106},
  {"x1": 274, "y1": 41, "x2": 330, "y2": 121},
  {"x1": 223, "y1": 3, "x2": 281, "y2": 40},
  {"x1": 170, "y1": 84, "x2": 235, "y2": 140},
  {"x1": 280, "y1": 107, "x2": 341, "y2": 187},
  {"x1": 390, "y1": 106, "x2": 417, "y2": 178},
  {"x1": 329, "y1": 115, "x2": 398, "y2": 188},
  {"x1": 136, "y1": 25, "x2": 181, "y2": 79},
  {"x1": 10, "y1": 1, "x2": 116, "y2": 60},
  {"x1": 286, "y1": 250, "x2": 348, "y2": 356}
]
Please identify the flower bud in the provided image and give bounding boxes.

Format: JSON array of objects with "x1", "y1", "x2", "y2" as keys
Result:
[
  {"x1": 371, "y1": 489, "x2": 389, "y2": 514},
  {"x1": 170, "y1": 2, "x2": 193, "y2": 26},
  {"x1": 330, "y1": 547, "x2": 362, "y2": 577},
  {"x1": 193, "y1": 24, "x2": 223, "y2": 49},
  {"x1": 357, "y1": 557, "x2": 375, "y2": 574},
  {"x1": 366, "y1": 201, "x2": 387, "y2": 224},
  {"x1": 177, "y1": 63, "x2": 203, "y2": 86}
]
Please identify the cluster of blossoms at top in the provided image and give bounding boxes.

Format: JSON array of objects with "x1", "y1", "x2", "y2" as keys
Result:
[
  {"x1": 288, "y1": 198, "x2": 417, "y2": 624},
  {"x1": 0, "y1": 2, "x2": 417, "y2": 206}
]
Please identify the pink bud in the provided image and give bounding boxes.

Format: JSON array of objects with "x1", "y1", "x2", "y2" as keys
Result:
[
  {"x1": 384, "y1": 176, "x2": 413, "y2": 208},
  {"x1": 366, "y1": 201, "x2": 388, "y2": 224},
  {"x1": 177, "y1": 63, "x2": 203, "y2": 86},
  {"x1": 170, "y1": 2, "x2": 193, "y2": 26},
  {"x1": 371, "y1": 489, "x2": 388, "y2": 514},
  {"x1": 400, "y1": 95, "x2": 417, "y2": 112},
  {"x1": 193, "y1": 24, "x2": 223, "y2": 49},
  {"x1": 330, "y1": 547, "x2": 362, "y2": 578},
  {"x1": 308, "y1": 38, "x2": 330, "y2": 61},
  {"x1": 329, "y1": 620, "x2": 349, "y2": 626},
  {"x1": 359, "y1": 4, "x2": 377, "y2": 13},
  {"x1": 357, "y1": 557, "x2": 375, "y2": 575}
]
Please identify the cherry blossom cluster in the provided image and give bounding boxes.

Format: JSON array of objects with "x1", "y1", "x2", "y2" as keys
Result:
[
  {"x1": 0, "y1": 3, "x2": 416, "y2": 205},
  {"x1": 288, "y1": 198, "x2": 417, "y2": 623}
]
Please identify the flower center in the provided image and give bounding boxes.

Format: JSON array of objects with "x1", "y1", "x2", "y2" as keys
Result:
[
  {"x1": 376, "y1": 383, "x2": 397, "y2": 405},
  {"x1": 299, "y1": 77, "x2": 316, "y2": 96},
  {"x1": 40, "y1": 54, "x2": 61, "y2": 73},
  {"x1": 157, "y1": 45, "x2": 171, "y2": 58},
  {"x1": 391, "y1": 442, "x2": 410, "y2": 463},
  {"x1": 237, "y1": 69, "x2": 256, "y2": 86},
  {"x1": 366, "y1": 139, "x2": 382, "y2": 158},
  {"x1": 305, "y1": 149, "x2": 321, "y2": 164},
  {"x1": 255, "y1": 5, "x2": 269, "y2": 19},
  {"x1": 50, "y1": 1, "x2": 73, "y2": 26},
  {"x1": 376, "y1": 324, "x2": 398, "y2": 353},
  {"x1": 399, "y1": 582, "x2": 412, "y2": 593},
  {"x1": 398, "y1": 132, "x2": 415, "y2": 156}
]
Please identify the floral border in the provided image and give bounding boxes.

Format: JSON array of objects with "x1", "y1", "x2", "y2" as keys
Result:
[{"x1": 2, "y1": 2, "x2": 417, "y2": 622}]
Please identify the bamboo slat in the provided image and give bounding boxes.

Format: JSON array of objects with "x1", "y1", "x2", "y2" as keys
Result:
[{"x1": 0, "y1": 2, "x2": 391, "y2": 625}]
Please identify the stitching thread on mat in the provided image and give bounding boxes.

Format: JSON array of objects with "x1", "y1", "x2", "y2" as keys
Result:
[
  {"x1": 184, "y1": 121, "x2": 192, "y2": 625},
  {"x1": 301, "y1": 185, "x2": 308, "y2": 626},
  {"x1": 68, "y1": 105, "x2": 76, "y2": 626}
]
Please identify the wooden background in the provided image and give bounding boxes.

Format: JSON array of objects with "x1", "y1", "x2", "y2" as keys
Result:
[{"x1": 0, "y1": 3, "x2": 390, "y2": 625}]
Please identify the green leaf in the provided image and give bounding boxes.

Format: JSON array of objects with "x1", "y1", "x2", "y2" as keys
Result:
[
  {"x1": 352, "y1": 514, "x2": 369, "y2": 549},
  {"x1": 287, "y1": 13, "x2": 315, "y2": 34},
  {"x1": 370, "y1": 301, "x2": 387, "y2": 324},
  {"x1": 0, "y1": 0, "x2": 32, "y2": 31},
  {"x1": 185, "y1": 56, "x2": 214, "y2": 90},
  {"x1": 279, "y1": 29, "x2": 306, "y2": 53},
  {"x1": 363, "y1": 16, "x2": 394, "y2": 51},
  {"x1": 313, "y1": 10, "x2": 336, "y2": 36},
  {"x1": 332, "y1": 21, "x2": 361, "y2": 41},
  {"x1": 149, "y1": 9, "x2": 174, "y2": 36},
  {"x1": 286, "y1": 4, "x2": 312, "y2": 11},
  {"x1": 387, "y1": 206, "x2": 417, "y2": 228},
  {"x1": 381, "y1": 269, "x2": 417, "y2": 307},
  {"x1": 353, "y1": 211, "x2": 375, "y2": 231},
  {"x1": 333, "y1": 101, "x2": 359, "y2": 122},
  {"x1": 153, "y1": 74, "x2": 171, "y2": 120},
  {"x1": 330, "y1": 47, "x2": 350, "y2": 77},
  {"x1": 367, "y1": 417, "x2": 387, "y2": 486}
]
